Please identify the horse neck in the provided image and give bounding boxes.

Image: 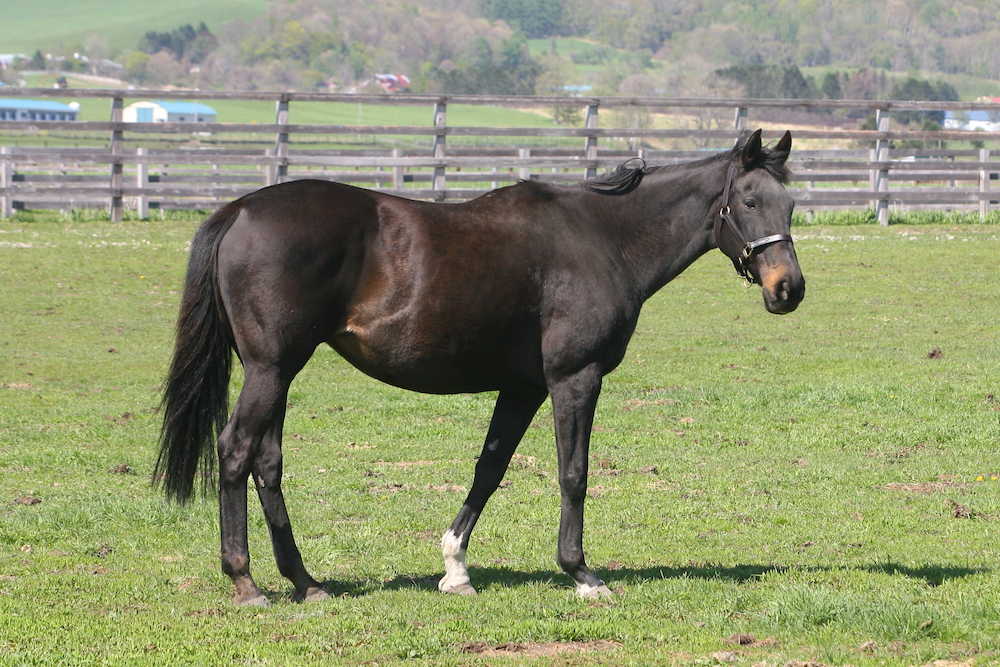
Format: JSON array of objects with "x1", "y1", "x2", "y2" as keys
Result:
[{"x1": 610, "y1": 157, "x2": 730, "y2": 300}]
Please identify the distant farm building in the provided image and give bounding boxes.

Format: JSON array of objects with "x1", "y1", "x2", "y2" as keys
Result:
[
  {"x1": 0, "y1": 98, "x2": 78, "y2": 121},
  {"x1": 943, "y1": 110, "x2": 1000, "y2": 132},
  {"x1": 123, "y1": 100, "x2": 217, "y2": 123}
]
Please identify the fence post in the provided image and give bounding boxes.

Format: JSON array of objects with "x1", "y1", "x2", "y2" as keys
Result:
[
  {"x1": 392, "y1": 148, "x2": 403, "y2": 191},
  {"x1": 431, "y1": 100, "x2": 447, "y2": 201},
  {"x1": 109, "y1": 96, "x2": 124, "y2": 222},
  {"x1": 136, "y1": 147, "x2": 147, "y2": 219},
  {"x1": 875, "y1": 108, "x2": 890, "y2": 226},
  {"x1": 980, "y1": 148, "x2": 990, "y2": 222},
  {"x1": 733, "y1": 106, "x2": 748, "y2": 132},
  {"x1": 518, "y1": 148, "x2": 531, "y2": 181},
  {"x1": 584, "y1": 102, "x2": 599, "y2": 180},
  {"x1": 0, "y1": 147, "x2": 11, "y2": 219},
  {"x1": 274, "y1": 95, "x2": 289, "y2": 184},
  {"x1": 264, "y1": 148, "x2": 275, "y2": 186}
]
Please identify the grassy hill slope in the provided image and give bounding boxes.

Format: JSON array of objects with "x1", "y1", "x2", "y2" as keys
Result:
[{"x1": 0, "y1": 0, "x2": 267, "y2": 53}]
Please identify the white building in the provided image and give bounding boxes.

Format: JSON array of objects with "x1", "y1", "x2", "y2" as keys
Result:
[
  {"x1": 943, "y1": 110, "x2": 1000, "y2": 132},
  {"x1": 123, "y1": 100, "x2": 217, "y2": 123}
]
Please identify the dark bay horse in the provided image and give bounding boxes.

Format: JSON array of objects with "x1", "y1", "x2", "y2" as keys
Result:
[{"x1": 156, "y1": 128, "x2": 805, "y2": 605}]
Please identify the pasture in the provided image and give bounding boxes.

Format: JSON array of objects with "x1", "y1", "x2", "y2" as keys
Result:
[
  {"x1": 1, "y1": 218, "x2": 999, "y2": 664},
  {"x1": 0, "y1": 0, "x2": 267, "y2": 54}
]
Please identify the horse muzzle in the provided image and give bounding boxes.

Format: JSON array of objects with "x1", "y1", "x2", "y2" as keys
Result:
[{"x1": 761, "y1": 272, "x2": 805, "y2": 314}]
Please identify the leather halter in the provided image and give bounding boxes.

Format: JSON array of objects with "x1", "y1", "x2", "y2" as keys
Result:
[{"x1": 713, "y1": 162, "x2": 794, "y2": 285}]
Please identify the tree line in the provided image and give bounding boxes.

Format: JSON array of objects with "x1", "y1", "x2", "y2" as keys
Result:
[{"x1": 5, "y1": 0, "x2": 997, "y2": 107}]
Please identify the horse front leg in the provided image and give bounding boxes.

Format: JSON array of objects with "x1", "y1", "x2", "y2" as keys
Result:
[
  {"x1": 439, "y1": 386, "x2": 547, "y2": 595},
  {"x1": 548, "y1": 363, "x2": 612, "y2": 599}
]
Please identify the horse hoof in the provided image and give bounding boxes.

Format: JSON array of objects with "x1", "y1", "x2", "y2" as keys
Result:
[
  {"x1": 234, "y1": 593, "x2": 270, "y2": 607},
  {"x1": 438, "y1": 579, "x2": 477, "y2": 595},
  {"x1": 295, "y1": 586, "x2": 331, "y2": 603},
  {"x1": 576, "y1": 583, "x2": 613, "y2": 600}
]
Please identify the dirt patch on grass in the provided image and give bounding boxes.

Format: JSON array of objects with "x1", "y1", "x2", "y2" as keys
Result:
[
  {"x1": 511, "y1": 453, "x2": 537, "y2": 468},
  {"x1": 91, "y1": 544, "x2": 113, "y2": 558},
  {"x1": 184, "y1": 608, "x2": 223, "y2": 617},
  {"x1": 426, "y1": 483, "x2": 466, "y2": 493},
  {"x1": 948, "y1": 499, "x2": 989, "y2": 519},
  {"x1": 460, "y1": 640, "x2": 621, "y2": 658},
  {"x1": 107, "y1": 412, "x2": 135, "y2": 426},
  {"x1": 375, "y1": 460, "x2": 437, "y2": 468},
  {"x1": 867, "y1": 443, "x2": 927, "y2": 460},
  {"x1": 367, "y1": 483, "x2": 410, "y2": 494},
  {"x1": 367, "y1": 483, "x2": 466, "y2": 494},
  {"x1": 623, "y1": 397, "x2": 678, "y2": 410},
  {"x1": 723, "y1": 633, "x2": 778, "y2": 648},
  {"x1": 345, "y1": 442, "x2": 375, "y2": 450},
  {"x1": 884, "y1": 481, "x2": 968, "y2": 494}
]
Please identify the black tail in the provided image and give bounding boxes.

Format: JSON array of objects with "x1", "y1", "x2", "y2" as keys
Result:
[{"x1": 155, "y1": 203, "x2": 241, "y2": 503}]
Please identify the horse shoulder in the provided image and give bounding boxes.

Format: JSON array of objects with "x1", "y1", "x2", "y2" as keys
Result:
[{"x1": 537, "y1": 234, "x2": 643, "y2": 377}]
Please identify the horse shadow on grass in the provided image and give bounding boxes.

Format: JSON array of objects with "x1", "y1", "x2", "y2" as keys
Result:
[{"x1": 313, "y1": 561, "x2": 987, "y2": 598}]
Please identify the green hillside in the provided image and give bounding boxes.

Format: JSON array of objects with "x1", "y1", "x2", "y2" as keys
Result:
[
  {"x1": 3, "y1": 0, "x2": 1000, "y2": 102},
  {"x1": 0, "y1": 0, "x2": 266, "y2": 53}
]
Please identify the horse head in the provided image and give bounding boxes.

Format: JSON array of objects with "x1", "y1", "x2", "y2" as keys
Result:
[{"x1": 716, "y1": 129, "x2": 805, "y2": 314}]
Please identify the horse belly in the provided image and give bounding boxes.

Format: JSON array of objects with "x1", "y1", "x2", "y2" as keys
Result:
[{"x1": 329, "y1": 322, "x2": 527, "y2": 394}]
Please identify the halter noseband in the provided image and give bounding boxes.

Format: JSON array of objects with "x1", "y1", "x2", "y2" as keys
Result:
[{"x1": 713, "y1": 162, "x2": 793, "y2": 285}]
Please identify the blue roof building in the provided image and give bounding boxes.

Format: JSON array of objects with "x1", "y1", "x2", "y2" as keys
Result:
[{"x1": 0, "y1": 98, "x2": 78, "y2": 121}]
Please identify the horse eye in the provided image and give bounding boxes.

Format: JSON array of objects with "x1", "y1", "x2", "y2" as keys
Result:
[{"x1": 744, "y1": 199, "x2": 757, "y2": 209}]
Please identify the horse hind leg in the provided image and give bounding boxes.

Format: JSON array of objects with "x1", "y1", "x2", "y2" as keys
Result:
[
  {"x1": 218, "y1": 361, "x2": 323, "y2": 605},
  {"x1": 439, "y1": 386, "x2": 547, "y2": 595},
  {"x1": 252, "y1": 395, "x2": 328, "y2": 603},
  {"x1": 217, "y1": 365, "x2": 273, "y2": 606}
]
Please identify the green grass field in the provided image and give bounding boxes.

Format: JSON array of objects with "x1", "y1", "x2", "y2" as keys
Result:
[
  {"x1": 1, "y1": 219, "x2": 999, "y2": 664},
  {"x1": 0, "y1": 0, "x2": 267, "y2": 54}
]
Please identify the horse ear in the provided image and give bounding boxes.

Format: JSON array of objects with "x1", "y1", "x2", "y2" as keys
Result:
[
  {"x1": 772, "y1": 130, "x2": 792, "y2": 163},
  {"x1": 740, "y1": 128, "x2": 763, "y2": 169}
]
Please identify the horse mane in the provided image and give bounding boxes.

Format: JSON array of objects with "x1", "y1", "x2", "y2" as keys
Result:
[
  {"x1": 584, "y1": 133, "x2": 790, "y2": 196},
  {"x1": 584, "y1": 157, "x2": 650, "y2": 195}
]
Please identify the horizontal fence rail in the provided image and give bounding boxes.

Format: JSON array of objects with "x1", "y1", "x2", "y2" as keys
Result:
[{"x1": 1, "y1": 88, "x2": 999, "y2": 222}]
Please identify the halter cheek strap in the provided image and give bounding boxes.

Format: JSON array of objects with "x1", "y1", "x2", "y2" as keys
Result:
[{"x1": 714, "y1": 162, "x2": 793, "y2": 285}]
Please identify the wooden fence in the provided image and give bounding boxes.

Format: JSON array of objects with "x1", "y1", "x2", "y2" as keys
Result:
[{"x1": 2, "y1": 88, "x2": 1000, "y2": 224}]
